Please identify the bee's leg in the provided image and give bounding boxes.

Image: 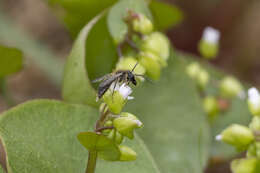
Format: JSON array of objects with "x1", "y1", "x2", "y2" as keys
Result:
[
  {"x1": 135, "y1": 74, "x2": 154, "y2": 84},
  {"x1": 117, "y1": 43, "x2": 124, "y2": 59},
  {"x1": 112, "y1": 78, "x2": 119, "y2": 102}
]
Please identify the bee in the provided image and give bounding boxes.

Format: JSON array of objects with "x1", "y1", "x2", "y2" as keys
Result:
[{"x1": 92, "y1": 63, "x2": 143, "y2": 99}]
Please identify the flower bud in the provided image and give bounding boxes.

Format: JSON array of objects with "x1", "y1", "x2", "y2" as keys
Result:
[
  {"x1": 116, "y1": 56, "x2": 145, "y2": 76},
  {"x1": 216, "y1": 124, "x2": 254, "y2": 151},
  {"x1": 249, "y1": 117, "x2": 260, "y2": 131},
  {"x1": 256, "y1": 142, "x2": 260, "y2": 158},
  {"x1": 132, "y1": 14, "x2": 153, "y2": 35},
  {"x1": 107, "y1": 129, "x2": 124, "y2": 144},
  {"x1": 186, "y1": 62, "x2": 200, "y2": 80},
  {"x1": 198, "y1": 27, "x2": 220, "y2": 59},
  {"x1": 138, "y1": 52, "x2": 161, "y2": 80},
  {"x1": 247, "y1": 143, "x2": 257, "y2": 158},
  {"x1": 119, "y1": 145, "x2": 137, "y2": 161},
  {"x1": 113, "y1": 112, "x2": 143, "y2": 139},
  {"x1": 220, "y1": 76, "x2": 244, "y2": 99},
  {"x1": 231, "y1": 158, "x2": 260, "y2": 173},
  {"x1": 102, "y1": 120, "x2": 113, "y2": 135},
  {"x1": 103, "y1": 83, "x2": 133, "y2": 114},
  {"x1": 203, "y1": 96, "x2": 219, "y2": 119},
  {"x1": 249, "y1": 142, "x2": 260, "y2": 158},
  {"x1": 141, "y1": 32, "x2": 170, "y2": 61},
  {"x1": 248, "y1": 88, "x2": 260, "y2": 116},
  {"x1": 197, "y1": 69, "x2": 209, "y2": 90}
]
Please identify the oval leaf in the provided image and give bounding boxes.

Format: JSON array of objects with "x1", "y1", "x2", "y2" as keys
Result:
[
  {"x1": 62, "y1": 12, "x2": 118, "y2": 107},
  {"x1": 62, "y1": 13, "x2": 103, "y2": 107},
  {"x1": 0, "y1": 45, "x2": 23, "y2": 78},
  {"x1": 77, "y1": 132, "x2": 120, "y2": 161},
  {"x1": 107, "y1": 0, "x2": 153, "y2": 44},
  {"x1": 0, "y1": 100, "x2": 160, "y2": 173}
]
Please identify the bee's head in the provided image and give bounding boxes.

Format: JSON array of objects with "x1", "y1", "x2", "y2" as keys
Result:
[{"x1": 127, "y1": 71, "x2": 137, "y2": 85}]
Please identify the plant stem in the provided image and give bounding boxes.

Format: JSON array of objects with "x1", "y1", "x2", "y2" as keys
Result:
[
  {"x1": 86, "y1": 151, "x2": 98, "y2": 173},
  {"x1": 86, "y1": 105, "x2": 110, "y2": 173}
]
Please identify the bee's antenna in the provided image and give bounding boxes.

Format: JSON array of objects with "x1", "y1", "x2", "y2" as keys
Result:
[{"x1": 131, "y1": 62, "x2": 139, "y2": 72}]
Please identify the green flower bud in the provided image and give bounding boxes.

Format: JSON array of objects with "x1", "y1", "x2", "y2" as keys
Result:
[
  {"x1": 220, "y1": 76, "x2": 244, "y2": 99},
  {"x1": 198, "y1": 40, "x2": 219, "y2": 59},
  {"x1": 198, "y1": 27, "x2": 220, "y2": 59},
  {"x1": 256, "y1": 142, "x2": 260, "y2": 158},
  {"x1": 197, "y1": 69, "x2": 209, "y2": 90},
  {"x1": 116, "y1": 56, "x2": 146, "y2": 75},
  {"x1": 186, "y1": 62, "x2": 200, "y2": 80},
  {"x1": 103, "y1": 83, "x2": 133, "y2": 114},
  {"x1": 249, "y1": 117, "x2": 260, "y2": 131},
  {"x1": 248, "y1": 88, "x2": 260, "y2": 116},
  {"x1": 103, "y1": 90, "x2": 125, "y2": 114},
  {"x1": 203, "y1": 96, "x2": 219, "y2": 119},
  {"x1": 216, "y1": 124, "x2": 254, "y2": 151},
  {"x1": 247, "y1": 143, "x2": 257, "y2": 158},
  {"x1": 139, "y1": 52, "x2": 161, "y2": 80},
  {"x1": 107, "y1": 129, "x2": 124, "y2": 144},
  {"x1": 102, "y1": 120, "x2": 113, "y2": 135},
  {"x1": 119, "y1": 145, "x2": 137, "y2": 161},
  {"x1": 132, "y1": 14, "x2": 153, "y2": 35},
  {"x1": 141, "y1": 32, "x2": 170, "y2": 61},
  {"x1": 231, "y1": 158, "x2": 260, "y2": 173},
  {"x1": 113, "y1": 112, "x2": 143, "y2": 139}
]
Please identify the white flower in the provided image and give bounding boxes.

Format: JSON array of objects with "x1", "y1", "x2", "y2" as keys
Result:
[
  {"x1": 118, "y1": 83, "x2": 133, "y2": 100},
  {"x1": 215, "y1": 134, "x2": 222, "y2": 141},
  {"x1": 134, "y1": 119, "x2": 143, "y2": 127},
  {"x1": 248, "y1": 87, "x2": 260, "y2": 109},
  {"x1": 109, "y1": 82, "x2": 134, "y2": 100},
  {"x1": 202, "y1": 27, "x2": 220, "y2": 44}
]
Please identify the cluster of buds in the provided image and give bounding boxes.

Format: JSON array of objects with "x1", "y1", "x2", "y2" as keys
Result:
[
  {"x1": 95, "y1": 11, "x2": 170, "y2": 161},
  {"x1": 216, "y1": 88, "x2": 260, "y2": 173},
  {"x1": 186, "y1": 27, "x2": 246, "y2": 122},
  {"x1": 122, "y1": 11, "x2": 170, "y2": 80}
]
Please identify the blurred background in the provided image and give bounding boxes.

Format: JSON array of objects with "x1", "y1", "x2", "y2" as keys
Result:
[{"x1": 0, "y1": 0, "x2": 259, "y2": 172}]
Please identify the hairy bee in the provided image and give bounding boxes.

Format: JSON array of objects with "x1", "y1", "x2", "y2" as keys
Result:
[{"x1": 92, "y1": 63, "x2": 141, "y2": 99}]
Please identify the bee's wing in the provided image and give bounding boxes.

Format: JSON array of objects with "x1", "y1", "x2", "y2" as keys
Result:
[
  {"x1": 92, "y1": 74, "x2": 111, "y2": 83},
  {"x1": 97, "y1": 73, "x2": 123, "y2": 99}
]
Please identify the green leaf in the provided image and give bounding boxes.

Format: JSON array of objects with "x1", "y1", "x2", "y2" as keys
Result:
[
  {"x1": 107, "y1": 0, "x2": 153, "y2": 44},
  {"x1": 0, "y1": 100, "x2": 160, "y2": 173},
  {"x1": 126, "y1": 51, "x2": 211, "y2": 173},
  {"x1": 77, "y1": 132, "x2": 120, "y2": 161},
  {"x1": 149, "y1": 1, "x2": 183, "y2": 30},
  {"x1": 48, "y1": 0, "x2": 118, "y2": 37},
  {"x1": 0, "y1": 45, "x2": 23, "y2": 78},
  {"x1": 62, "y1": 11, "x2": 118, "y2": 107}
]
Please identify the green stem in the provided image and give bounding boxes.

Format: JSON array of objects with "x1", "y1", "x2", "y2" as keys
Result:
[{"x1": 86, "y1": 151, "x2": 97, "y2": 173}]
